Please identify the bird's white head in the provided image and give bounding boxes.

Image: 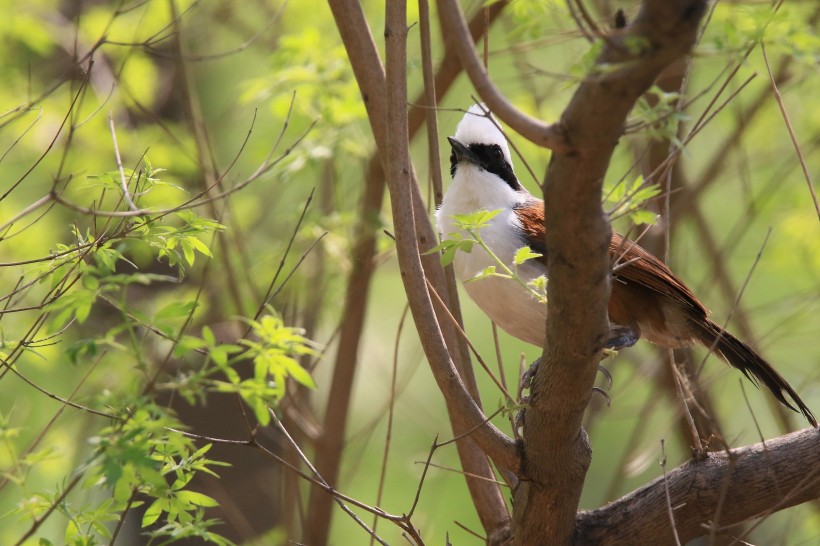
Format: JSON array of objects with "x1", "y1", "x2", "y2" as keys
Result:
[
  {"x1": 441, "y1": 104, "x2": 527, "y2": 218},
  {"x1": 452, "y1": 104, "x2": 513, "y2": 165}
]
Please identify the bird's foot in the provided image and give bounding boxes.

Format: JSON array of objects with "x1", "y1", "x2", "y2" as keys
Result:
[
  {"x1": 597, "y1": 363, "x2": 613, "y2": 389},
  {"x1": 518, "y1": 356, "x2": 540, "y2": 403},
  {"x1": 518, "y1": 357, "x2": 613, "y2": 406},
  {"x1": 594, "y1": 327, "x2": 635, "y2": 407},
  {"x1": 605, "y1": 325, "x2": 639, "y2": 351},
  {"x1": 592, "y1": 386, "x2": 611, "y2": 407}
]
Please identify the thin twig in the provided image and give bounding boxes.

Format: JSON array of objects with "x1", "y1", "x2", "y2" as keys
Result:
[
  {"x1": 0, "y1": 107, "x2": 42, "y2": 168},
  {"x1": 407, "y1": 435, "x2": 439, "y2": 518},
  {"x1": 437, "y1": 405, "x2": 508, "y2": 449},
  {"x1": 426, "y1": 278, "x2": 514, "y2": 402},
  {"x1": 453, "y1": 520, "x2": 486, "y2": 540},
  {"x1": 419, "y1": 0, "x2": 444, "y2": 208},
  {"x1": 108, "y1": 113, "x2": 138, "y2": 211},
  {"x1": 269, "y1": 409, "x2": 392, "y2": 546},
  {"x1": 44, "y1": 117, "x2": 317, "y2": 219},
  {"x1": 437, "y1": 0, "x2": 569, "y2": 151},
  {"x1": 659, "y1": 439, "x2": 683, "y2": 546},
  {"x1": 413, "y1": 461, "x2": 510, "y2": 488},
  {"x1": 696, "y1": 228, "x2": 772, "y2": 376},
  {"x1": 252, "y1": 187, "x2": 314, "y2": 323},
  {"x1": 370, "y1": 304, "x2": 410, "y2": 545},
  {"x1": 669, "y1": 349, "x2": 705, "y2": 455},
  {"x1": 760, "y1": 42, "x2": 820, "y2": 220}
]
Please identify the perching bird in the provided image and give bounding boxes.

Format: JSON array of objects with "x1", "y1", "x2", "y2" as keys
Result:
[{"x1": 436, "y1": 104, "x2": 816, "y2": 427}]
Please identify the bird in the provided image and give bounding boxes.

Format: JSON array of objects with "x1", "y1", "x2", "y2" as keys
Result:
[{"x1": 436, "y1": 104, "x2": 816, "y2": 428}]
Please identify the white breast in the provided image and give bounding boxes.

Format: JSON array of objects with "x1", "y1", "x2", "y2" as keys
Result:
[{"x1": 435, "y1": 165, "x2": 548, "y2": 347}]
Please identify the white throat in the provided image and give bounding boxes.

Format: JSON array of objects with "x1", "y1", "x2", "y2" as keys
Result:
[{"x1": 436, "y1": 155, "x2": 547, "y2": 347}]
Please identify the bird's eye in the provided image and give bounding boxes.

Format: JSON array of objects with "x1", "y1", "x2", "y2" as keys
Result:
[{"x1": 492, "y1": 146, "x2": 504, "y2": 161}]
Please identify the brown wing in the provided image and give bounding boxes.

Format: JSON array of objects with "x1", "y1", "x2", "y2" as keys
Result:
[
  {"x1": 608, "y1": 232, "x2": 708, "y2": 345},
  {"x1": 515, "y1": 199, "x2": 708, "y2": 342},
  {"x1": 609, "y1": 232, "x2": 706, "y2": 315},
  {"x1": 515, "y1": 201, "x2": 817, "y2": 424}
]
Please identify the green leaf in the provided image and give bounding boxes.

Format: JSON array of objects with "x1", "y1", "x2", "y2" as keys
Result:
[
  {"x1": 629, "y1": 209, "x2": 659, "y2": 226},
  {"x1": 527, "y1": 276, "x2": 548, "y2": 302},
  {"x1": 113, "y1": 464, "x2": 137, "y2": 502},
  {"x1": 82, "y1": 275, "x2": 100, "y2": 290},
  {"x1": 142, "y1": 499, "x2": 164, "y2": 527},
  {"x1": 64, "y1": 519, "x2": 80, "y2": 542},
  {"x1": 201, "y1": 326, "x2": 216, "y2": 346},
  {"x1": 186, "y1": 236, "x2": 213, "y2": 258},
  {"x1": 427, "y1": 237, "x2": 474, "y2": 267},
  {"x1": 452, "y1": 209, "x2": 501, "y2": 230},
  {"x1": 466, "y1": 266, "x2": 504, "y2": 283},
  {"x1": 209, "y1": 344, "x2": 242, "y2": 368},
  {"x1": 439, "y1": 243, "x2": 458, "y2": 266},
  {"x1": 173, "y1": 335, "x2": 209, "y2": 357},
  {"x1": 181, "y1": 239, "x2": 196, "y2": 267},
  {"x1": 282, "y1": 358, "x2": 317, "y2": 389},
  {"x1": 176, "y1": 490, "x2": 219, "y2": 508},
  {"x1": 513, "y1": 246, "x2": 543, "y2": 265},
  {"x1": 76, "y1": 293, "x2": 94, "y2": 324},
  {"x1": 249, "y1": 395, "x2": 271, "y2": 426}
]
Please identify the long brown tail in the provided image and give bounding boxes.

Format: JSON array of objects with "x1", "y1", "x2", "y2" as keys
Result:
[{"x1": 694, "y1": 319, "x2": 816, "y2": 428}]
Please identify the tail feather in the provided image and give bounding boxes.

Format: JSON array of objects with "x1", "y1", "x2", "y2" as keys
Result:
[{"x1": 695, "y1": 319, "x2": 816, "y2": 428}]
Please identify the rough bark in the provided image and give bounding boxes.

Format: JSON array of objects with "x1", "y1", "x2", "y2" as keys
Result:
[
  {"x1": 517, "y1": 2, "x2": 709, "y2": 543},
  {"x1": 576, "y1": 428, "x2": 820, "y2": 544}
]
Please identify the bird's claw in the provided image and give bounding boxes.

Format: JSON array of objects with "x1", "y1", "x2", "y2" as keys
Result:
[
  {"x1": 597, "y1": 364, "x2": 613, "y2": 389},
  {"x1": 592, "y1": 386, "x2": 612, "y2": 407},
  {"x1": 519, "y1": 356, "x2": 540, "y2": 400},
  {"x1": 520, "y1": 357, "x2": 613, "y2": 412}
]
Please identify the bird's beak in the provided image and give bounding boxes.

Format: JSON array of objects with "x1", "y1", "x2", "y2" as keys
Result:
[{"x1": 448, "y1": 137, "x2": 481, "y2": 167}]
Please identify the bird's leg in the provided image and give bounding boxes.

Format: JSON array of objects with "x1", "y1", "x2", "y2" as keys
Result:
[
  {"x1": 597, "y1": 324, "x2": 639, "y2": 390},
  {"x1": 518, "y1": 356, "x2": 540, "y2": 403},
  {"x1": 517, "y1": 325, "x2": 638, "y2": 428},
  {"x1": 515, "y1": 356, "x2": 540, "y2": 438}
]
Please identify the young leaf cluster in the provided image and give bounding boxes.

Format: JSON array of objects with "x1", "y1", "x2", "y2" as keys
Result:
[
  {"x1": 1, "y1": 158, "x2": 318, "y2": 545},
  {"x1": 210, "y1": 315, "x2": 318, "y2": 427},
  {"x1": 430, "y1": 209, "x2": 547, "y2": 303},
  {"x1": 605, "y1": 175, "x2": 661, "y2": 226}
]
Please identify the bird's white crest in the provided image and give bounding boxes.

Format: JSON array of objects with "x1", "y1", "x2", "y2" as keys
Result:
[
  {"x1": 440, "y1": 104, "x2": 525, "y2": 216},
  {"x1": 453, "y1": 104, "x2": 513, "y2": 165}
]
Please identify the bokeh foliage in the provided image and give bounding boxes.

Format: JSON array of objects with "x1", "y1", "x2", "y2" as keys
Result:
[{"x1": 0, "y1": 0, "x2": 818, "y2": 544}]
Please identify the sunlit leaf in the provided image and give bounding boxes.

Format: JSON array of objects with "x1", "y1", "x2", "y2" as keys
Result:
[{"x1": 513, "y1": 246, "x2": 543, "y2": 265}]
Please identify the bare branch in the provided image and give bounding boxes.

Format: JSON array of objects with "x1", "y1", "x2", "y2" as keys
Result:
[
  {"x1": 383, "y1": 2, "x2": 516, "y2": 542},
  {"x1": 576, "y1": 429, "x2": 820, "y2": 544},
  {"x1": 510, "y1": 1, "x2": 708, "y2": 543},
  {"x1": 328, "y1": 3, "x2": 517, "y2": 543},
  {"x1": 107, "y1": 113, "x2": 138, "y2": 211},
  {"x1": 437, "y1": 0, "x2": 569, "y2": 152},
  {"x1": 760, "y1": 42, "x2": 820, "y2": 220}
]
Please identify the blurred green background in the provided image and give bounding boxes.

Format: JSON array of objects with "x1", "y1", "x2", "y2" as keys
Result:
[{"x1": 0, "y1": 0, "x2": 818, "y2": 544}]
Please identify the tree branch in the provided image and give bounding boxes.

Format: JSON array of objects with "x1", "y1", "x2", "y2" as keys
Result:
[
  {"x1": 490, "y1": 1, "x2": 708, "y2": 543},
  {"x1": 307, "y1": 155, "x2": 385, "y2": 544},
  {"x1": 408, "y1": 1, "x2": 509, "y2": 140},
  {"x1": 310, "y1": 4, "x2": 513, "y2": 540},
  {"x1": 437, "y1": 0, "x2": 569, "y2": 152},
  {"x1": 576, "y1": 428, "x2": 820, "y2": 544},
  {"x1": 328, "y1": 0, "x2": 517, "y2": 540}
]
